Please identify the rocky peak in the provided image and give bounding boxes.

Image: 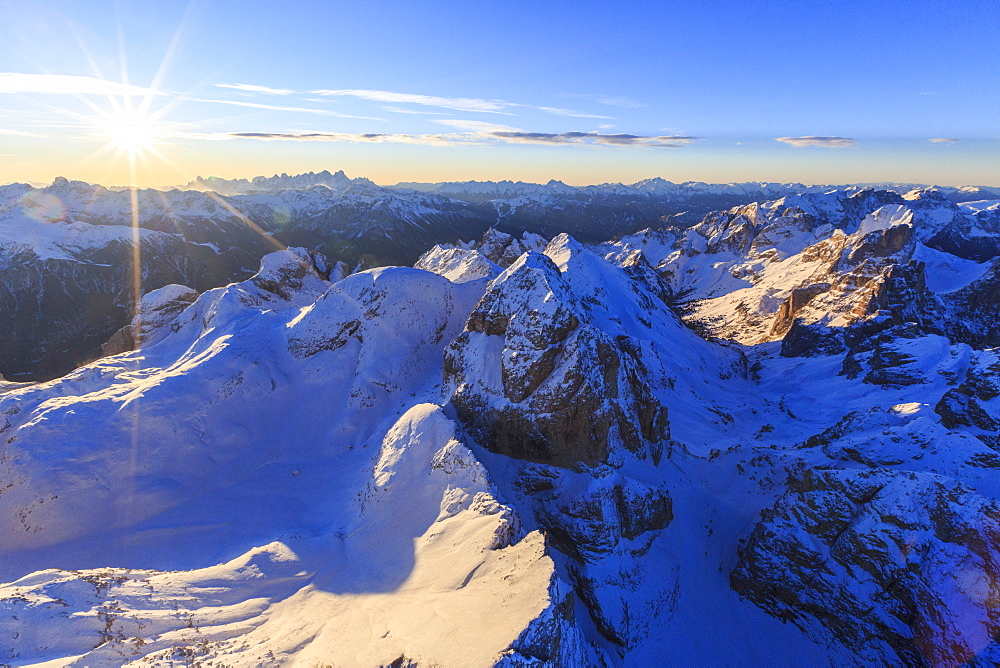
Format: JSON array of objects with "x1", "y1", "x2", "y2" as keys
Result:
[
  {"x1": 414, "y1": 245, "x2": 502, "y2": 284},
  {"x1": 446, "y1": 246, "x2": 672, "y2": 469},
  {"x1": 472, "y1": 227, "x2": 549, "y2": 267},
  {"x1": 249, "y1": 246, "x2": 330, "y2": 304}
]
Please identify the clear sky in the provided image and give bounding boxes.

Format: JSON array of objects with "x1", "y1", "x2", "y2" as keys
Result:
[{"x1": 0, "y1": 0, "x2": 996, "y2": 187}]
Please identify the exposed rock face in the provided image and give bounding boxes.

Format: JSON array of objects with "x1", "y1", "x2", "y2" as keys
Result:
[
  {"x1": 732, "y1": 468, "x2": 1000, "y2": 667},
  {"x1": 247, "y1": 247, "x2": 329, "y2": 303},
  {"x1": 669, "y1": 204, "x2": 931, "y2": 351},
  {"x1": 506, "y1": 461, "x2": 677, "y2": 653},
  {"x1": 841, "y1": 324, "x2": 942, "y2": 387},
  {"x1": 414, "y1": 245, "x2": 502, "y2": 284},
  {"x1": 769, "y1": 284, "x2": 831, "y2": 339},
  {"x1": 770, "y1": 227, "x2": 950, "y2": 358},
  {"x1": 442, "y1": 233, "x2": 755, "y2": 655},
  {"x1": 628, "y1": 185, "x2": 1000, "y2": 360},
  {"x1": 99, "y1": 324, "x2": 133, "y2": 357},
  {"x1": 130, "y1": 284, "x2": 201, "y2": 347},
  {"x1": 100, "y1": 284, "x2": 201, "y2": 357},
  {"x1": 446, "y1": 248, "x2": 668, "y2": 469},
  {"x1": 526, "y1": 470, "x2": 672, "y2": 563},
  {"x1": 934, "y1": 349, "x2": 1000, "y2": 448},
  {"x1": 945, "y1": 258, "x2": 1000, "y2": 349},
  {"x1": 779, "y1": 318, "x2": 846, "y2": 357},
  {"x1": 475, "y1": 228, "x2": 549, "y2": 267}
]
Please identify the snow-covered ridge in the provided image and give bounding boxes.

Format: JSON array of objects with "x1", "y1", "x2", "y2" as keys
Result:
[{"x1": 3, "y1": 173, "x2": 1000, "y2": 664}]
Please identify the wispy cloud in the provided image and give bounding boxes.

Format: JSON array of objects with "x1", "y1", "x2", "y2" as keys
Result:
[
  {"x1": 435, "y1": 119, "x2": 519, "y2": 132},
  {"x1": 171, "y1": 128, "x2": 696, "y2": 148},
  {"x1": 215, "y1": 83, "x2": 293, "y2": 95},
  {"x1": 380, "y1": 106, "x2": 447, "y2": 115},
  {"x1": 929, "y1": 137, "x2": 958, "y2": 143},
  {"x1": 194, "y1": 98, "x2": 385, "y2": 120},
  {"x1": 0, "y1": 128, "x2": 45, "y2": 137},
  {"x1": 220, "y1": 85, "x2": 617, "y2": 119},
  {"x1": 560, "y1": 94, "x2": 647, "y2": 109},
  {"x1": 776, "y1": 136, "x2": 857, "y2": 148},
  {"x1": 186, "y1": 131, "x2": 472, "y2": 146},
  {"x1": 489, "y1": 131, "x2": 694, "y2": 147},
  {"x1": 311, "y1": 88, "x2": 516, "y2": 113},
  {"x1": 537, "y1": 106, "x2": 613, "y2": 119},
  {"x1": 0, "y1": 73, "x2": 157, "y2": 96}
]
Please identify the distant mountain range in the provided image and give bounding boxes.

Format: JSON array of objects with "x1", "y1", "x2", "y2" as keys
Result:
[{"x1": 1, "y1": 171, "x2": 998, "y2": 381}]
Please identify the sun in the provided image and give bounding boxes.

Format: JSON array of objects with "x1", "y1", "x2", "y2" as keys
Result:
[{"x1": 100, "y1": 109, "x2": 163, "y2": 156}]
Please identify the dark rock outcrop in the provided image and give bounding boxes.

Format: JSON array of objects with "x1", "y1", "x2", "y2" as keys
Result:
[
  {"x1": 732, "y1": 467, "x2": 1000, "y2": 666},
  {"x1": 945, "y1": 258, "x2": 1000, "y2": 349},
  {"x1": 934, "y1": 349, "x2": 1000, "y2": 448}
]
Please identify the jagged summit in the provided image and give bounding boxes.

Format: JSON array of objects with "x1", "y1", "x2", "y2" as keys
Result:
[{"x1": 180, "y1": 169, "x2": 378, "y2": 195}]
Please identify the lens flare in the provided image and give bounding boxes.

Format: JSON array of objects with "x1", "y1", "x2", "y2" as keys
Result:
[{"x1": 101, "y1": 111, "x2": 162, "y2": 155}]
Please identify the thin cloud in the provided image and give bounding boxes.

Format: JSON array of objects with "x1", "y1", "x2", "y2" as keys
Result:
[
  {"x1": 170, "y1": 128, "x2": 695, "y2": 149},
  {"x1": 435, "y1": 119, "x2": 519, "y2": 132},
  {"x1": 193, "y1": 131, "x2": 477, "y2": 146},
  {"x1": 537, "y1": 106, "x2": 613, "y2": 119},
  {"x1": 289, "y1": 87, "x2": 621, "y2": 119},
  {"x1": 194, "y1": 98, "x2": 385, "y2": 120},
  {"x1": 381, "y1": 106, "x2": 448, "y2": 115},
  {"x1": 0, "y1": 128, "x2": 45, "y2": 137},
  {"x1": 311, "y1": 88, "x2": 516, "y2": 114},
  {"x1": 776, "y1": 136, "x2": 857, "y2": 148},
  {"x1": 0, "y1": 73, "x2": 157, "y2": 96},
  {"x1": 215, "y1": 83, "x2": 294, "y2": 95},
  {"x1": 489, "y1": 131, "x2": 694, "y2": 147},
  {"x1": 929, "y1": 137, "x2": 958, "y2": 143}
]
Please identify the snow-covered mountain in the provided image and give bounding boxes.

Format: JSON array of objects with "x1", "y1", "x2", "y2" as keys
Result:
[
  {"x1": 0, "y1": 174, "x2": 744, "y2": 380},
  {"x1": 177, "y1": 169, "x2": 378, "y2": 195},
  {"x1": 0, "y1": 177, "x2": 278, "y2": 381},
  {"x1": 0, "y1": 175, "x2": 493, "y2": 381},
  {"x1": 2, "y1": 173, "x2": 1000, "y2": 664}
]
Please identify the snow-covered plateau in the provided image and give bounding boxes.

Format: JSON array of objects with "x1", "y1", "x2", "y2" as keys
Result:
[{"x1": 2, "y1": 176, "x2": 1000, "y2": 666}]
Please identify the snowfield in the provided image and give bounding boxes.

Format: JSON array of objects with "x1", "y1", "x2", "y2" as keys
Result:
[{"x1": 1, "y1": 180, "x2": 1000, "y2": 665}]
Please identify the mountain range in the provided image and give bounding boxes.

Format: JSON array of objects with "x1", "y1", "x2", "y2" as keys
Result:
[
  {"x1": 1, "y1": 171, "x2": 999, "y2": 664},
  {"x1": 3, "y1": 172, "x2": 997, "y2": 382}
]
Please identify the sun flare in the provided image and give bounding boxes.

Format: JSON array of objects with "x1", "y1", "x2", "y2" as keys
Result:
[{"x1": 100, "y1": 109, "x2": 162, "y2": 155}]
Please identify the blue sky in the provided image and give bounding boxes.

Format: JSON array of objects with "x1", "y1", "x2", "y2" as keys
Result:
[{"x1": 0, "y1": 0, "x2": 996, "y2": 186}]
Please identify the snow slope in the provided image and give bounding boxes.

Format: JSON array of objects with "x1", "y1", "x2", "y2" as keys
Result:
[{"x1": 2, "y1": 180, "x2": 1000, "y2": 665}]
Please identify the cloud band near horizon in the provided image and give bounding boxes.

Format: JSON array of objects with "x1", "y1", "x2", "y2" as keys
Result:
[
  {"x1": 776, "y1": 136, "x2": 857, "y2": 147},
  {"x1": 187, "y1": 130, "x2": 696, "y2": 148}
]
